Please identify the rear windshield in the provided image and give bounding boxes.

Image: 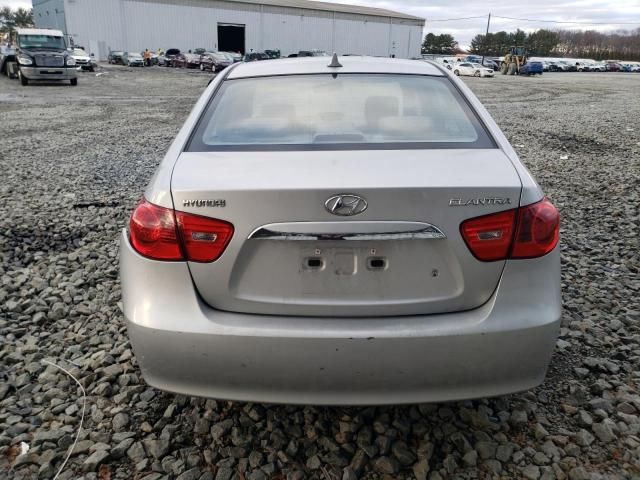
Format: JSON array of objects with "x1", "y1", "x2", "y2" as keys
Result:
[{"x1": 188, "y1": 74, "x2": 496, "y2": 151}]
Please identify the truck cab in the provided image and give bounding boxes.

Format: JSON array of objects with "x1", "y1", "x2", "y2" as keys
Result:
[{"x1": 15, "y1": 28, "x2": 78, "y2": 86}]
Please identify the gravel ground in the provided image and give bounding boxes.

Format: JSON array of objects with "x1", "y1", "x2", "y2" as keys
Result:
[{"x1": 1, "y1": 65, "x2": 639, "y2": 480}]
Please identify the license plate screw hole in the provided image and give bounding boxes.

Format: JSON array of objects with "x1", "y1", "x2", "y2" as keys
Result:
[{"x1": 432, "y1": 269, "x2": 439, "y2": 277}]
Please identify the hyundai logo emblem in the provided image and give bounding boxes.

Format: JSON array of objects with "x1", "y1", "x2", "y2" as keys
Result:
[{"x1": 325, "y1": 194, "x2": 368, "y2": 216}]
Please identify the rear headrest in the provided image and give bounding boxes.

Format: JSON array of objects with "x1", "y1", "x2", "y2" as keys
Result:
[{"x1": 365, "y1": 96, "x2": 399, "y2": 120}]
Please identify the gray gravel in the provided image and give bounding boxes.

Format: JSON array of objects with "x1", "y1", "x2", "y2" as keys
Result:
[{"x1": 1, "y1": 65, "x2": 639, "y2": 479}]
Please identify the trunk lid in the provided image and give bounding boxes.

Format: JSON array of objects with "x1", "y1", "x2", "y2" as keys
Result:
[{"x1": 171, "y1": 149, "x2": 521, "y2": 317}]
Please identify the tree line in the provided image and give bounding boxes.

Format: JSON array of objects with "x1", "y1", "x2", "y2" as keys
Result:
[
  {"x1": 423, "y1": 28, "x2": 640, "y2": 61},
  {"x1": 0, "y1": 7, "x2": 34, "y2": 40}
]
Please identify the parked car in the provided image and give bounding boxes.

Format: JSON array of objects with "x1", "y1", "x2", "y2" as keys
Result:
[
  {"x1": 463, "y1": 55, "x2": 498, "y2": 70},
  {"x1": 108, "y1": 50, "x2": 125, "y2": 65},
  {"x1": 452, "y1": 62, "x2": 494, "y2": 77},
  {"x1": 575, "y1": 62, "x2": 591, "y2": 72},
  {"x1": 199, "y1": 51, "x2": 232, "y2": 72},
  {"x1": 193, "y1": 48, "x2": 207, "y2": 55},
  {"x1": 123, "y1": 52, "x2": 144, "y2": 67},
  {"x1": 264, "y1": 49, "x2": 281, "y2": 59},
  {"x1": 121, "y1": 55, "x2": 561, "y2": 405},
  {"x1": 243, "y1": 52, "x2": 268, "y2": 62},
  {"x1": 162, "y1": 48, "x2": 181, "y2": 67},
  {"x1": 546, "y1": 61, "x2": 564, "y2": 72},
  {"x1": 297, "y1": 49, "x2": 329, "y2": 57},
  {"x1": 606, "y1": 62, "x2": 622, "y2": 72},
  {"x1": 482, "y1": 59, "x2": 500, "y2": 71},
  {"x1": 173, "y1": 52, "x2": 201, "y2": 68},
  {"x1": 70, "y1": 48, "x2": 97, "y2": 71},
  {"x1": 519, "y1": 61, "x2": 543, "y2": 76},
  {"x1": 221, "y1": 51, "x2": 242, "y2": 63},
  {"x1": 557, "y1": 61, "x2": 576, "y2": 72}
]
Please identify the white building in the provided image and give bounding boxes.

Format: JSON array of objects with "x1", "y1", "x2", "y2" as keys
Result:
[{"x1": 33, "y1": 0, "x2": 424, "y2": 61}]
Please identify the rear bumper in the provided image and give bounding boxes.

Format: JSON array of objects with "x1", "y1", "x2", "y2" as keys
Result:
[
  {"x1": 120, "y1": 230, "x2": 561, "y2": 405},
  {"x1": 20, "y1": 66, "x2": 77, "y2": 80}
]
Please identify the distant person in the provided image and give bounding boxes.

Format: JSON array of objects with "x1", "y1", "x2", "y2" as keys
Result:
[{"x1": 144, "y1": 49, "x2": 152, "y2": 66}]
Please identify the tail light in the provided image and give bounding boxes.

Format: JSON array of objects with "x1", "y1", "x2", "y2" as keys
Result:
[
  {"x1": 129, "y1": 199, "x2": 234, "y2": 262},
  {"x1": 511, "y1": 199, "x2": 560, "y2": 259},
  {"x1": 460, "y1": 209, "x2": 516, "y2": 261},
  {"x1": 461, "y1": 198, "x2": 559, "y2": 261},
  {"x1": 175, "y1": 211, "x2": 233, "y2": 262},
  {"x1": 129, "y1": 200, "x2": 183, "y2": 260}
]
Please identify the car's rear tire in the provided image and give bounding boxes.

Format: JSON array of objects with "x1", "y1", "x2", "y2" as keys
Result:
[
  {"x1": 70, "y1": 78, "x2": 78, "y2": 86},
  {"x1": 19, "y1": 70, "x2": 28, "y2": 86},
  {"x1": 474, "y1": 70, "x2": 480, "y2": 77}
]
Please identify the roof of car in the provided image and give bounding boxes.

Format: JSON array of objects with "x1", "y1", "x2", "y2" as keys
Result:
[{"x1": 227, "y1": 56, "x2": 445, "y2": 79}]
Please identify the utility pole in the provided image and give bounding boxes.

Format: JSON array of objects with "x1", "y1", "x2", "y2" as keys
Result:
[{"x1": 481, "y1": 13, "x2": 491, "y2": 65}]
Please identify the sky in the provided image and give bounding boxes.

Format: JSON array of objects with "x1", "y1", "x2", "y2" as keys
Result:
[{"x1": 3, "y1": 0, "x2": 639, "y2": 47}]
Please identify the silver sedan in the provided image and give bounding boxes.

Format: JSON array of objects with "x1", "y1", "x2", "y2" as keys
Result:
[{"x1": 120, "y1": 55, "x2": 561, "y2": 405}]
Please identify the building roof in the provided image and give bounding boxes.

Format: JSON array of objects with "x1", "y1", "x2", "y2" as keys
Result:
[
  {"x1": 16, "y1": 28, "x2": 64, "y2": 36},
  {"x1": 226, "y1": 0, "x2": 424, "y2": 23},
  {"x1": 228, "y1": 55, "x2": 443, "y2": 79}
]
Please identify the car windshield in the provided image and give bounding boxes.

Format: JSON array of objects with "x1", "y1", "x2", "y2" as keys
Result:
[
  {"x1": 189, "y1": 74, "x2": 494, "y2": 151},
  {"x1": 129, "y1": 53, "x2": 142, "y2": 58},
  {"x1": 73, "y1": 49, "x2": 88, "y2": 56},
  {"x1": 18, "y1": 34, "x2": 65, "y2": 50}
]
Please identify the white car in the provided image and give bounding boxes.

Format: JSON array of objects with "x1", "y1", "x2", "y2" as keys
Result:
[
  {"x1": 69, "y1": 48, "x2": 96, "y2": 71},
  {"x1": 453, "y1": 62, "x2": 494, "y2": 77},
  {"x1": 120, "y1": 55, "x2": 560, "y2": 405}
]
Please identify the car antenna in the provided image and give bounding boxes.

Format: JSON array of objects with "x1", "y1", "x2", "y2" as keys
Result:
[{"x1": 327, "y1": 53, "x2": 342, "y2": 68}]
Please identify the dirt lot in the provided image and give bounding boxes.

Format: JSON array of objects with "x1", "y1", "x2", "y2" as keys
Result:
[{"x1": 1, "y1": 65, "x2": 639, "y2": 480}]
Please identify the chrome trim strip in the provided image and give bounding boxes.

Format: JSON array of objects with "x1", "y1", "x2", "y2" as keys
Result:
[{"x1": 249, "y1": 223, "x2": 446, "y2": 241}]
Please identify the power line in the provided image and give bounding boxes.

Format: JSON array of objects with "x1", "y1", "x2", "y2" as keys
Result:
[
  {"x1": 427, "y1": 14, "x2": 640, "y2": 26},
  {"x1": 492, "y1": 15, "x2": 640, "y2": 26},
  {"x1": 427, "y1": 16, "x2": 488, "y2": 22}
]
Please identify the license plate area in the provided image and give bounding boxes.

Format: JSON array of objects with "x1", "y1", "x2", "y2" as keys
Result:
[
  {"x1": 229, "y1": 239, "x2": 461, "y2": 306},
  {"x1": 302, "y1": 247, "x2": 386, "y2": 275}
]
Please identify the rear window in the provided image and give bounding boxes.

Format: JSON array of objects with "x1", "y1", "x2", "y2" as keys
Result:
[{"x1": 188, "y1": 74, "x2": 496, "y2": 151}]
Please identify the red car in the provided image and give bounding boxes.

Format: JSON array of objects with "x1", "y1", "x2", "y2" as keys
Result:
[
  {"x1": 173, "y1": 52, "x2": 201, "y2": 69},
  {"x1": 606, "y1": 62, "x2": 622, "y2": 72}
]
